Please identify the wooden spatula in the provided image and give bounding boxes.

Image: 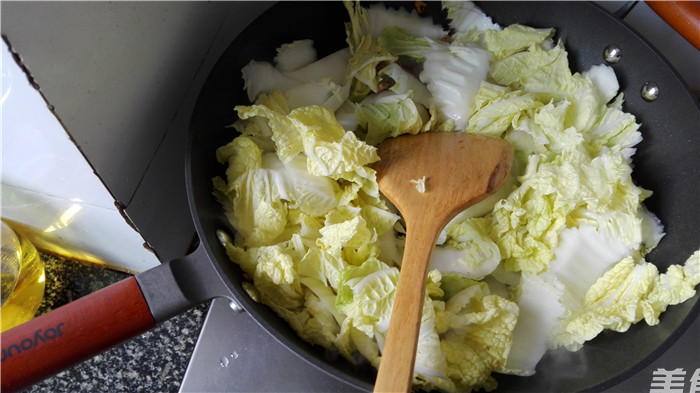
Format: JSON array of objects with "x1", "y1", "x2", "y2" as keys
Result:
[{"x1": 372, "y1": 132, "x2": 514, "y2": 393}]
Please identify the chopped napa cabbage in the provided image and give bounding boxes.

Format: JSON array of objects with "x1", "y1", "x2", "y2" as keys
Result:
[
  {"x1": 334, "y1": 100, "x2": 361, "y2": 132},
  {"x1": 242, "y1": 47, "x2": 351, "y2": 109},
  {"x1": 378, "y1": 26, "x2": 433, "y2": 62},
  {"x1": 505, "y1": 98, "x2": 580, "y2": 155},
  {"x1": 221, "y1": 238, "x2": 305, "y2": 317},
  {"x1": 378, "y1": 27, "x2": 492, "y2": 131},
  {"x1": 489, "y1": 41, "x2": 571, "y2": 92},
  {"x1": 284, "y1": 48, "x2": 351, "y2": 85},
  {"x1": 549, "y1": 225, "x2": 633, "y2": 306},
  {"x1": 274, "y1": 39, "x2": 317, "y2": 72},
  {"x1": 583, "y1": 64, "x2": 620, "y2": 104},
  {"x1": 467, "y1": 88, "x2": 543, "y2": 137},
  {"x1": 242, "y1": 61, "x2": 302, "y2": 103},
  {"x1": 222, "y1": 237, "x2": 344, "y2": 351},
  {"x1": 346, "y1": 35, "x2": 398, "y2": 100},
  {"x1": 505, "y1": 271, "x2": 564, "y2": 375},
  {"x1": 488, "y1": 40, "x2": 616, "y2": 134},
  {"x1": 378, "y1": 62, "x2": 433, "y2": 108},
  {"x1": 443, "y1": 1, "x2": 500, "y2": 36},
  {"x1": 261, "y1": 153, "x2": 341, "y2": 216},
  {"x1": 413, "y1": 272, "x2": 454, "y2": 392},
  {"x1": 552, "y1": 249, "x2": 700, "y2": 351},
  {"x1": 215, "y1": 135, "x2": 263, "y2": 183},
  {"x1": 336, "y1": 260, "x2": 452, "y2": 391},
  {"x1": 436, "y1": 280, "x2": 521, "y2": 391},
  {"x1": 344, "y1": 1, "x2": 398, "y2": 100},
  {"x1": 366, "y1": 2, "x2": 447, "y2": 40},
  {"x1": 300, "y1": 263, "x2": 344, "y2": 316},
  {"x1": 344, "y1": 0, "x2": 369, "y2": 51},
  {"x1": 336, "y1": 258, "x2": 397, "y2": 336},
  {"x1": 491, "y1": 122, "x2": 649, "y2": 273},
  {"x1": 585, "y1": 93, "x2": 642, "y2": 160},
  {"x1": 318, "y1": 213, "x2": 378, "y2": 266},
  {"x1": 289, "y1": 106, "x2": 380, "y2": 177},
  {"x1": 299, "y1": 276, "x2": 345, "y2": 348},
  {"x1": 213, "y1": 153, "x2": 340, "y2": 247},
  {"x1": 431, "y1": 218, "x2": 501, "y2": 280},
  {"x1": 645, "y1": 250, "x2": 700, "y2": 315},
  {"x1": 235, "y1": 98, "x2": 303, "y2": 162},
  {"x1": 505, "y1": 224, "x2": 631, "y2": 372},
  {"x1": 484, "y1": 24, "x2": 554, "y2": 60},
  {"x1": 235, "y1": 103, "x2": 379, "y2": 175},
  {"x1": 420, "y1": 41, "x2": 492, "y2": 131},
  {"x1": 354, "y1": 91, "x2": 426, "y2": 145},
  {"x1": 288, "y1": 80, "x2": 352, "y2": 112},
  {"x1": 317, "y1": 197, "x2": 398, "y2": 268},
  {"x1": 639, "y1": 205, "x2": 666, "y2": 253}
]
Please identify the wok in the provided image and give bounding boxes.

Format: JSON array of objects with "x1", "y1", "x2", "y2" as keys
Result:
[{"x1": 2, "y1": 2, "x2": 698, "y2": 392}]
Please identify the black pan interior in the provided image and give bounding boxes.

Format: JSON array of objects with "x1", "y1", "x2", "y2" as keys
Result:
[{"x1": 186, "y1": 2, "x2": 700, "y2": 392}]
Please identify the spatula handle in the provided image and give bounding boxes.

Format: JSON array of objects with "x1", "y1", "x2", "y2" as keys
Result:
[{"x1": 374, "y1": 215, "x2": 442, "y2": 393}]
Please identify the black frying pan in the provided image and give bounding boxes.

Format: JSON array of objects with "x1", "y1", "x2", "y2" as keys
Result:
[{"x1": 2, "y1": 2, "x2": 698, "y2": 392}]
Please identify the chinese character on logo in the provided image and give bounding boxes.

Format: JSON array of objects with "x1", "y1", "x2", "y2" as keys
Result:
[
  {"x1": 689, "y1": 368, "x2": 700, "y2": 393},
  {"x1": 650, "y1": 368, "x2": 686, "y2": 393}
]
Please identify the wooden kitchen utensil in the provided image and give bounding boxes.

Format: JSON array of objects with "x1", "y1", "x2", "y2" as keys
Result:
[{"x1": 372, "y1": 132, "x2": 514, "y2": 393}]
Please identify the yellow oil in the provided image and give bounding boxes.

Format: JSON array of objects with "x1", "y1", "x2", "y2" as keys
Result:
[
  {"x1": 2, "y1": 219, "x2": 134, "y2": 274},
  {"x1": 1, "y1": 220, "x2": 45, "y2": 332}
]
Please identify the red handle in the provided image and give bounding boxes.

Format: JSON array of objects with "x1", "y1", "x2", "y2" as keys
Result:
[
  {"x1": 0, "y1": 276, "x2": 155, "y2": 392},
  {"x1": 647, "y1": 1, "x2": 700, "y2": 50}
]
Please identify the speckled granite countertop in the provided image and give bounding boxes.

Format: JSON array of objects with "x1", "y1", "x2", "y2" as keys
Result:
[{"x1": 23, "y1": 253, "x2": 208, "y2": 393}]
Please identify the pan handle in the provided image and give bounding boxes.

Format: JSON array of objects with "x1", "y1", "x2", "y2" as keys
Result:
[
  {"x1": 0, "y1": 277, "x2": 155, "y2": 392},
  {"x1": 646, "y1": 1, "x2": 700, "y2": 50},
  {"x1": 0, "y1": 242, "x2": 230, "y2": 392}
]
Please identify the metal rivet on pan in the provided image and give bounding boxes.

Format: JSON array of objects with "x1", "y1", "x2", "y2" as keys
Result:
[
  {"x1": 216, "y1": 229, "x2": 232, "y2": 248},
  {"x1": 242, "y1": 282, "x2": 261, "y2": 303},
  {"x1": 603, "y1": 44, "x2": 622, "y2": 63},
  {"x1": 229, "y1": 299, "x2": 245, "y2": 313},
  {"x1": 641, "y1": 81, "x2": 660, "y2": 101}
]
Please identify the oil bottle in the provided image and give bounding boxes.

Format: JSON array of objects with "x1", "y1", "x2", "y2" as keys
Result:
[{"x1": 1, "y1": 219, "x2": 45, "y2": 332}]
